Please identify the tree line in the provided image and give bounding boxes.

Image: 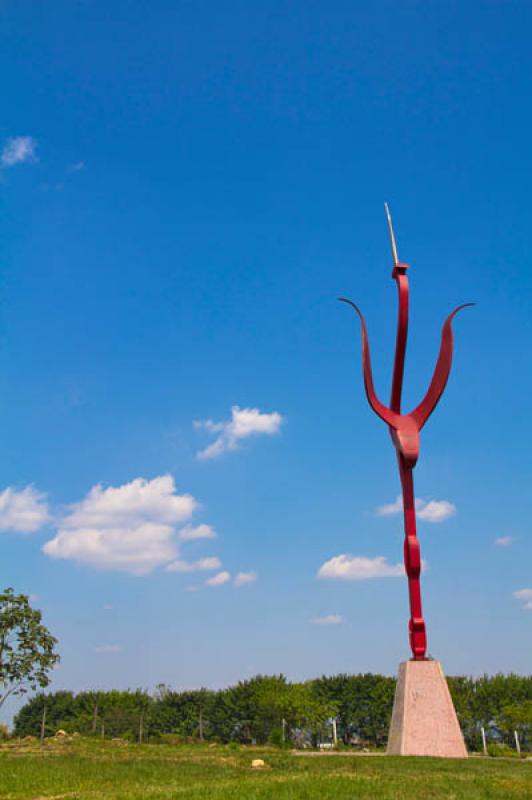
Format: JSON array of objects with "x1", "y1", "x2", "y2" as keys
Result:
[
  {"x1": 2, "y1": 590, "x2": 531, "y2": 751},
  {"x1": 13, "y1": 672, "x2": 532, "y2": 751}
]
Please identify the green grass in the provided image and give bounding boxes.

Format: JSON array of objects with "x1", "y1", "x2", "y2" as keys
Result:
[{"x1": 0, "y1": 738, "x2": 530, "y2": 799}]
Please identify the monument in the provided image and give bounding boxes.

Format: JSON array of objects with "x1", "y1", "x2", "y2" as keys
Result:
[{"x1": 340, "y1": 206, "x2": 470, "y2": 757}]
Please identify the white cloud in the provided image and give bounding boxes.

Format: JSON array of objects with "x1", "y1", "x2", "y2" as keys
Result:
[
  {"x1": 495, "y1": 536, "x2": 513, "y2": 547},
  {"x1": 234, "y1": 571, "x2": 257, "y2": 587},
  {"x1": 0, "y1": 486, "x2": 49, "y2": 533},
  {"x1": 195, "y1": 405, "x2": 283, "y2": 460},
  {"x1": 44, "y1": 521, "x2": 177, "y2": 576},
  {"x1": 1, "y1": 136, "x2": 37, "y2": 167},
  {"x1": 67, "y1": 161, "x2": 85, "y2": 172},
  {"x1": 166, "y1": 556, "x2": 222, "y2": 573},
  {"x1": 375, "y1": 496, "x2": 403, "y2": 516},
  {"x1": 376, "y1": 495, "x2": 456, "y2": 523},
  {"x1": 43, "y1": 475, "x2": 197, "y2": 575},
  {"x1": 206, "y1": 570, "x2": 231, "y2": 587},
  {"x1": 58, "y1": 475, "x2": 196, "y2": 528},
  {"x1": 514, "y1": 588, "x2": 532, "y2": 611},
  {"x1": 178, "y1": 523, "x2": 216, "y2": 542},
  {"x1": 317, "y1": 554, "x2": 404, "y2": 581},
  {"x1": 94, "y1": 644, "x2": 122, "y2": 654},
  {"x1": 417, "y1": 500, "x2": 456, "y2": 523},
  {"x1": 311, "y1": 614, "x2": 343, "y2": 625}
]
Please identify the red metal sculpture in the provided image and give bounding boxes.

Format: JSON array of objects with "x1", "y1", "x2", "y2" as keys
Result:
[{"x1": 340, "y1": 205, "x2": 473, "y2": 660}]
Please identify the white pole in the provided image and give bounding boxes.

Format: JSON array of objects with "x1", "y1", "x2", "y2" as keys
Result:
[
  {"x1": 514, "y1": 730, "x2": 521, "y2": 755},
  {"x1": 40, "y1": 704, "x2": 47, "y2": 743},
  {"x1": 332, "y1": 718, "x2": 338, "y2": 746},
  {"x1": 481, "y1": 726, "x2": 487, "y2": 756}
]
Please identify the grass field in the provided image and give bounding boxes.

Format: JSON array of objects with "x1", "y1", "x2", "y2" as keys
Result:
[{"x1": 0, "y1": 738, "x2": 530, "y2": 800}]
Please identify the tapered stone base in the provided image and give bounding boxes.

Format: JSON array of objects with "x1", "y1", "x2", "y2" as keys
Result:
[{"x1": 387, "y1": 660, "x2": 467, "y2": 758}]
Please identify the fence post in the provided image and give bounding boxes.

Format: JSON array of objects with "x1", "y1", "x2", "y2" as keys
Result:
[
  {"x1": 481, "y1": 726, "x2": 487, "y2": 756},
  {"x1": 40, "y1": 703, "x2": 47, "y2": 743},
  {"x1": 514, "y1": 730, "x2": 521, "y2": 755},
  {"x1": 332, "y1": 718, "x2": 338, "y2": 746},
  {"x1": 92, "y1": 703, "x2": 98, "y2": 734}
]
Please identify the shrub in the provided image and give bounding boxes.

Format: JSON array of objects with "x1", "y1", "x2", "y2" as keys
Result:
[{"x1": 487, "y1": 743, "x2": 519, "y2": 758}]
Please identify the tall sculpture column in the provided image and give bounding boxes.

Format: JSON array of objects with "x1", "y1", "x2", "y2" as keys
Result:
[{"x1": 340, "y1": 206, "x2": 471, "y2": 755}]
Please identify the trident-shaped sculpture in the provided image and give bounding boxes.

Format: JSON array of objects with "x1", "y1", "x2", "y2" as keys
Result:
[{"x1": 340, "y1": 206, "x2": 473, "y2": 660}]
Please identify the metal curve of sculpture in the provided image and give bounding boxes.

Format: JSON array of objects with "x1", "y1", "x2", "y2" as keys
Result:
[{"x1": 340, "y1": 205, "x2": 473, "y2": 660}]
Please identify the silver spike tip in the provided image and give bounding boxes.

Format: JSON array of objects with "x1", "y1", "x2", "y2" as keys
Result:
[{"x1": 384, "y1": 202, "x2": 399, "y2": 267}]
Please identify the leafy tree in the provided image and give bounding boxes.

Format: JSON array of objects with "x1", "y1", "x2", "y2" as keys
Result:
[
  {"x1": 365, "y1": 676, "x2": 396, "y2": 746},
  {"x1": 221, "y1": 675, "x2": 288, "y2": 743},
  {"x1": 150, "y1": 688, "x2": 212, "y2": 740},
  {"x1": 13, "y1": 691, "x2": 75, "y2": 737},
  {"x1": 497, "y1": 701, "x2": 532, "y2": 747},
  {"x1": 87, "y1": 689, "x2": 151, "y2": 739},
  {"x1": 448, "y1": 673, "x2": 532, "y2": 750},
  {"x1": 312, "y1": 673, "x2": 396, "y2": 746},
  {"x1": 275, "y1": 681, "x2": 337, "y2": 741},
  {"x1": 0, "y1": 588, "x2": 59, "y2": 709}
]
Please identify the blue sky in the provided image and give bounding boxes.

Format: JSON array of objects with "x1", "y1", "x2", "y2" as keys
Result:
[{"x1": 1, "y1": 1, "x2": 531, "y2": 721}]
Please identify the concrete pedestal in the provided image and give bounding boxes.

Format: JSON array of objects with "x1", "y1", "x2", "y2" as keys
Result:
[{"x1": 387, "y1": 660, "x2": 467, "y2": 758}]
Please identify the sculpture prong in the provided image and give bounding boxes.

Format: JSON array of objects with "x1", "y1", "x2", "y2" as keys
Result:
[
  {"x1": 338, "y1": 297, "x2": 400, "y2": 429},
  {"x1": 384, "y1": 202, "x2": 399, "y2": 267},
  {"x1": 410, "y1": 303, "x2": 475, "y2": 430}
]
